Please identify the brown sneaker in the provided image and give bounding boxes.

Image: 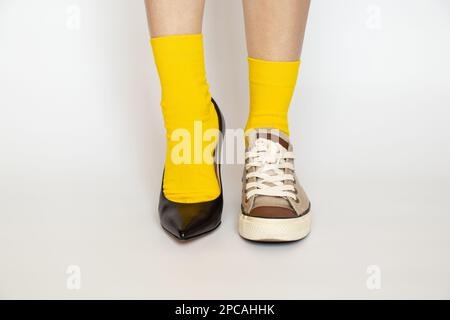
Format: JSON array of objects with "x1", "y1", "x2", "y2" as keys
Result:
[{"x1": 239, "y1": 128, "x2": 311, "y2": 242}]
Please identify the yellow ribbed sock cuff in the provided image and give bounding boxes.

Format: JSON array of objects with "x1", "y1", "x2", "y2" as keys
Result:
[
  {"x1": 151, "y1": 34, "x2": 220, "y2": 203},
  {"x1": 245, "y1": 57, "x2": 301, "y2": 136}
]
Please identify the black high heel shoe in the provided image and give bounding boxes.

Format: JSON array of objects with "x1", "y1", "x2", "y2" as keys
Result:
[{"x1": 158, "y1": 99, "x2": 225, "y2": 240}]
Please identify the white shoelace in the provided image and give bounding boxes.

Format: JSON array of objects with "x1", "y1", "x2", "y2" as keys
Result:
[{"x1": 245, "y1": 138, "x2": 296, "y2": 200}]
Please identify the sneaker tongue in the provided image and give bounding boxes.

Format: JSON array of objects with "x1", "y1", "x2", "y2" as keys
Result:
[
  {"x1": 247, "y1": 128, "x2": 293, "y2": 210},
  {"x1": 246, "y1": 128, "x2": 290, "y2": 150}
]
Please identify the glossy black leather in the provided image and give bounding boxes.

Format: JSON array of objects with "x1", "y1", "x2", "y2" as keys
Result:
[{"x1": 158, "y1": 99, "x2": 225, "y2": 240}]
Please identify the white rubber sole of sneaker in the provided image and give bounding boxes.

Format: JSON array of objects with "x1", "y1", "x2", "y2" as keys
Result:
[{"x1": 238, "y1": 213, "x2": 311, "y2": 242}]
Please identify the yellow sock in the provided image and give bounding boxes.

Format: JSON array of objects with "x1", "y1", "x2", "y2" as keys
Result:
[
  {"x1": 245, "y1": 57, "x2": 301, "y2": 135},
  {"x1": 151, "y1": 34, "x2": 220, "y2": 203}
]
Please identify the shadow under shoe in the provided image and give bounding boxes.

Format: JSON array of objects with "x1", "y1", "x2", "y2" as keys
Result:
[{"x1": 158, "y1": 99, "x2": 225, "y2": 241}]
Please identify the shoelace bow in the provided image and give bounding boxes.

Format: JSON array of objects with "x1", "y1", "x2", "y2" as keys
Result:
[{"x1": 245, "y1": 138, "x2": 297, "y2": 200}]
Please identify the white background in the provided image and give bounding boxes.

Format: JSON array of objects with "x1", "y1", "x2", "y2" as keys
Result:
[{"x1": 1, "y1": 0, "x2": 449, "y2": 299}]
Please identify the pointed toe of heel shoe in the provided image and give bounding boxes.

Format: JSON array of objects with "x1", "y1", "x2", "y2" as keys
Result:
[
  {"x1": 159, "y1": 196, "x2": 223, "y2": 240},
  {"x1": 158, "y1": 99, "x2": 225, "y2": 241}
]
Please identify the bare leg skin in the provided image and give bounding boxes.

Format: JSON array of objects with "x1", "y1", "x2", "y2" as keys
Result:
[
  {"x1": 243, "y1": 0, "x2": 311, "y2": 61},
  {"x1": 144, "y1": 0, "x2": 206, "y2": 37}
]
